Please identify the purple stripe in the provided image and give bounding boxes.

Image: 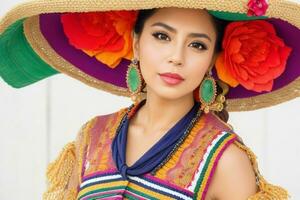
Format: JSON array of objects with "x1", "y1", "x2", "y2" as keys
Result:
[
  {"x1": 124, "y1": 190, "x2": 148, "y2": 200},
  {"x1": 81, "y1": 186, "x2": 150, "y2": 200},
  {"x1": 81, "y1": 189, "x2": 125, "y2": 200},
  {"x1": 101, "y1": 196, "x2": 123, "y2": 200},
  {"x1": 201, "y1": 136, "x2": 237, "y2": 200},
  {"x1": 143, "y1": 174, "x2": 194, "y2": 196},
  {"x1": 39, "y1": 13, "x2": 128, "y2": 88}
]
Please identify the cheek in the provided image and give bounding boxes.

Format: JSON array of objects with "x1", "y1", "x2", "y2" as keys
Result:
[
  {"x1": 185, "y1": 54, "x2": 212, "y2": 86},
  {"x1": 137, "y1": 34, "x2": 167, "y2": 81}
]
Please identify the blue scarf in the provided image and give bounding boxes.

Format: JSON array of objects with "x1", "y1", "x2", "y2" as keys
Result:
[{"x1": 111, "y1": 100, "x2": 200, "y2": 180}]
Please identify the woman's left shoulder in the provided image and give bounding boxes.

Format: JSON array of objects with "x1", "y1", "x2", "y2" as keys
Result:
[
  {"x1": 208, "y1": 139, "x2": 257, "y2": 199},
  {"x1": 205, "y1": 124, "x2": 290, "y2": 200}
]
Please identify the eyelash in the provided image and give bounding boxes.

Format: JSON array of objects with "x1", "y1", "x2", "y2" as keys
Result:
[{"x1": 151, "y1": 32, "x2": 208, "y2": 51}]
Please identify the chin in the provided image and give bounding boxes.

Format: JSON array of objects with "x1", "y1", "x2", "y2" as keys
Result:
[{"x1": 149, "y1": 86, "x2": 193, "y2": 101}]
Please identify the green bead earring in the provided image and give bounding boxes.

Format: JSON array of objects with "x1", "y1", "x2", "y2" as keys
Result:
[
  {"x1": 199, "y1": 70, "x2": 227, "y2": 114},
  {"x1": 199, "y1": 72, "x2": 217, "y2": 113},
  {"x1": 126, "y1": 58, "x2": 142, "y2": 102}
]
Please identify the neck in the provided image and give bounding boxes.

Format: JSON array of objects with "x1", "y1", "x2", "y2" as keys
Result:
[{"x1": 133, "y1": 89, "x2": 195, "y2": 136}]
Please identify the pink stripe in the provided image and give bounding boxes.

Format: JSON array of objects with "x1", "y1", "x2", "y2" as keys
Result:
[
  {"x1": 201, "y1": 135, "x2": 237, "y2": 200},
  {"x1": 81, "y1": 188, "x2": 147, "y2": 200},
  {"x1": 82, "y1": 169, "x2": 119, "y2": 181},
  {"x1": 81, "y1": 189, "x2": 125, "y2": 200},
  {"x1": 124, "y1": 190, "x2": 148, "y2": 200},
  {"x1": 143, "y1": 174, "x2": 194, "y2": 196},
  {"x1": 102, "y1": 196, "x2": 123, "y2": 200}
]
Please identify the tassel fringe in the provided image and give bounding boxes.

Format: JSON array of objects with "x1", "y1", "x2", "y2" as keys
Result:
[
  {"x1": 234, "y1": 141, "x2": 290, "y2": 200},
  {"x1": 43, "y1": 142, "x2": 76, "y2": 200}
]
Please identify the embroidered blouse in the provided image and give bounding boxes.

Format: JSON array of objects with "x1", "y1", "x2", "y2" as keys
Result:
[{"x1": 43, "y1": 106, "x2": 289, "y2": 200}]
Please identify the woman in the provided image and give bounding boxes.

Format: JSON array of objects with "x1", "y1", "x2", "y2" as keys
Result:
[{"x1": 0, "y1": 0, "x2": 299, "y2": 199}]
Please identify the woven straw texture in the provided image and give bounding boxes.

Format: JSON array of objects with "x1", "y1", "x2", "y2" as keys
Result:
[{"x1": 2, "y1": 0, "x2": 300, "y2": 33}]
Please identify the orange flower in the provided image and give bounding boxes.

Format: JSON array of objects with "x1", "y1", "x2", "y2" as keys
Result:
[
  {"x1": 216, "y1": 20, "x2": 292, "y2": 92},
  {"x1": 61, "y1": 11, "x2": 138, "y2": 68}
]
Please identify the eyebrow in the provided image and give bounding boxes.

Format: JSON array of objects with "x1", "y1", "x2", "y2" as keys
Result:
[{"x1": 151, "y1": 22, "x2": 212, "y2": 42}]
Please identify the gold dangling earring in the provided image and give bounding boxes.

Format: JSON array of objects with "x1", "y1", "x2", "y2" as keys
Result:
[
  {"x1": 126, "y1": 58, "x2": 143, "y2": 103},
  {"x1": 199, "y1": 70, "x2": 227, "y2": 114}
]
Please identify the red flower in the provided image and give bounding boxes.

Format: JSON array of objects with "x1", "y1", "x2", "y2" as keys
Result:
[
  {"x1": 247, "y1": 0, "x2": 269, "y2": 16},
  {"x1": 216, "y1": 20, "x2": 292, "y2": 92},
  {"x1": 61, "y1": 11, "x2": 138, "y2": 68}
]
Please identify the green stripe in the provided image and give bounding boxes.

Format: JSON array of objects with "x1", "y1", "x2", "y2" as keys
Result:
[
  {"x1": 208, "y1": 10, "x2": 268, "y2": 21},
  {"x1": 78, "y1": 182, "x2": 161, "y2": 200},
  {"x1": 194, "y1": 132, "x2": 234, "y2": 197},
  {"x1": 88, "y1": 193, "x2": 118, "y2": 200},
  {"x1": 78, "y1": 185, "x2": 126, "y2": 199},
  {"x1": 123, "y1": 193, "x2": 140, "y2": 200},
  {"x1": 126, "y1": 186, "x2": 159, "y2": 200},
  {"x1": 0, "y1": 18, "x2": 59, "y2": 88}
]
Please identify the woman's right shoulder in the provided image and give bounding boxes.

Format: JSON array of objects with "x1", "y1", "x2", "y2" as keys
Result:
[
  {"x1": 83, "y1": 107, "x2": 128, "y2": 126},
  {"x1": 43, "y1": 107, "x2": 129, "y2": 199},
  {"x1": 76, "y1": 107, "x2": 128, "y2": 145}
]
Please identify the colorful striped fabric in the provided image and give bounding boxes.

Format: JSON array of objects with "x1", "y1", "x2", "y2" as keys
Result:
[
  {"x1": 78, "y1": 170, "x2": 194, "y2": 200},
  {"x1": 190, "y1": 132, "x2": 237, "y2": 200},
  {"x1": 76, "y1": 111, "x2": 238, "y2": 200}
]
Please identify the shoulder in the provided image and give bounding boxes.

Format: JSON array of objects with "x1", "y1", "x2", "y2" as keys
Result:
[
  {"x1": 85, "y1": 107, "x2": 128, "y2": 127},
  {"x1": 201, "y1": 112, "x2": 234, "y2": 133},
  {"x1": 76, "y1": 107, "x2": 128, "y2": 144},
  {"x1": 207, "y1": 139, "x2": 257, "y2": 199},
  {"x1": 200, "y1": 113, "x2": 257, "y2": 199},
  {"x1": 79, "y1": 107, "x2": 128, "y2": 135}
]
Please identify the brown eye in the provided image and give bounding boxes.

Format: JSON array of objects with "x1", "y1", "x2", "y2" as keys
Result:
[
  {"x1": 152, "y1": 32, "x2": 170, "y2": 41},
  {"x1": 189, "y1": 42, "x2": 207, "y2": 51}
]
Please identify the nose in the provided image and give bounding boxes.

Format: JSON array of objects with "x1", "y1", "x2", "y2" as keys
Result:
[
  {"x1": 169, "y1": 59, "x2": 182, "y2": 66},
  {"x1": 168, "y1": 42, "x2": 184, "y2": 67}
]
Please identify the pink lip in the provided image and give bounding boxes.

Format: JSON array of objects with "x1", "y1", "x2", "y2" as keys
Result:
[{"x1": 159, "y1": 72, "x2": 184, "y2": 85}]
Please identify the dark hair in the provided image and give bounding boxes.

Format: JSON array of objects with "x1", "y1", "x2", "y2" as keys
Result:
[{"x1": 133, "y1": 9, "x2": 230, "y2": 122}]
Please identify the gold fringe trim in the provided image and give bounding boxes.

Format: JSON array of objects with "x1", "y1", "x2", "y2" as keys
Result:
[
  {"x1": 43, "y1": 117, "x2": 98, "y2": 200},
  {"x1": 43, "y1": 142, "x2": 76, "y2": 200},
  {"x1": 76, "y1": 117, "x2": 98, "y2": 184},
  {"x1": 234, "y1": 141, "x2": 290, "y2": 200}
]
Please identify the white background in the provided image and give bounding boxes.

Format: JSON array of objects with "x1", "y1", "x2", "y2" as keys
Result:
[{"x1": 1, "y1": 0, "x2": 300, "y2": 199}]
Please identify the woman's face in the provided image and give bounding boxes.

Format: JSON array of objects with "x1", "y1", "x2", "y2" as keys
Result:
[{"x1": 133, "y1": 8, "x2": 217, "y2": 101}]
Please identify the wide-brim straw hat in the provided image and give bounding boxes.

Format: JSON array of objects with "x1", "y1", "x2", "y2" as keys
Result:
[{"x1": 1, "y1": 0, "x2": 300, "y2": 111}]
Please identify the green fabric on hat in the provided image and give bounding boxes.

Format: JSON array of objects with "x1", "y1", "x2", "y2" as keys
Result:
[
  {"x1": 0, "y1": 18, "x2": 59, "y2": 88},
  {"x1": 208, "y1": 10, "x2": 268, "y2": 21}
]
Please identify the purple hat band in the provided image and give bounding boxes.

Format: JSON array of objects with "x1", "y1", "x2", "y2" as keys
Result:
[
  {"x1": 39, "y1": 14, "x2": 300, "y2": 99},
  {"x1": 40, "y1": 13, "x2": 129, "y2": 88}
]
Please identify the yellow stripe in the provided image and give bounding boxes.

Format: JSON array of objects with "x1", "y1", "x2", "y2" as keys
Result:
[
  {"x1": 78, "y1": 180, "x2": 128, "y2": 196},
  {"x1": 197, "y1": 134, "x2": 236, "y2": 196},
  {"x1": 127, "y1": 182, "x2": 174, "y2": 200}
]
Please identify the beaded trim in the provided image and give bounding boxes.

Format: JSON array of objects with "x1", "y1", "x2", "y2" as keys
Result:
[{"x1": 151, "y1": 108, "x2": 202, "y2": 175}]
